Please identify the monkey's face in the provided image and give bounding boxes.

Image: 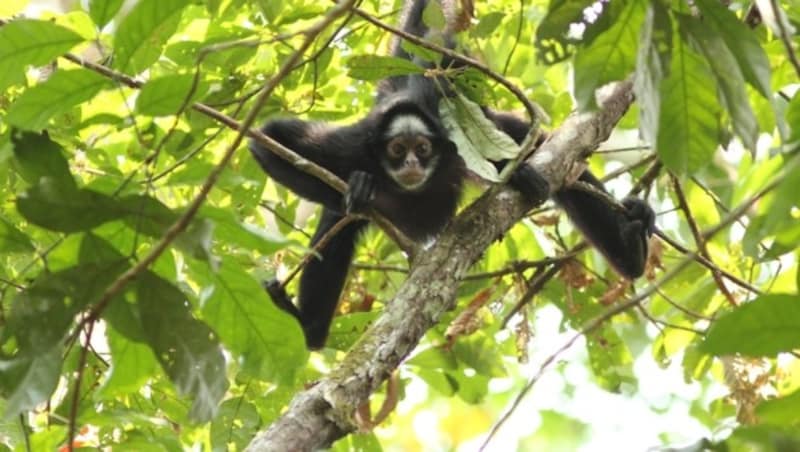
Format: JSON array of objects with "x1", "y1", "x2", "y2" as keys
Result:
[
  {"x1": 380, "y1": 114, "x2": 442, "y2": 191},
  {"x1": 382, "y1": 134, "x2": 438, "y2": 191}
]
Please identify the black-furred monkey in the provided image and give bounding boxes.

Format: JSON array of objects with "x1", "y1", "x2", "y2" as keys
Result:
[{"x1": 250, "y1": 0, "x2": 655, "y2": 349}]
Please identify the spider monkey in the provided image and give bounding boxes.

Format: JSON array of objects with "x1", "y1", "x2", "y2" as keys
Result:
[{"x1": 250, "y1": 0, "x2": 655, "y2": 349}]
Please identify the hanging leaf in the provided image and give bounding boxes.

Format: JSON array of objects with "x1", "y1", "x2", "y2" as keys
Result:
[
  {"x1": 346, "y1": 55, "x2": 424, "y2": 81},
  {"x1": 439, "y1": 93, "x2": 521, "y2": 182}
]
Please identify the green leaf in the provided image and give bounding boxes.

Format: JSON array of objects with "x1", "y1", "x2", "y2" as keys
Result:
[
  {"x1": 422, "y1": 0, "x2": 446, "y2": 30},
  {"x1": 346, "y1": 55, "x2": 424, "y2": 81},
  {"x1": 194, "y1": 258, "x2": 307, "y2": 384},
  {"x1": 114, "y1": 0, "x2": 189, "y2": 73},
  {"x1": 0, "y1": 218, "x2": 34, "y2": 253},
  {"x1": 471, "y1": 12, "x2": 505, "y2": 39},
  {"x1": 787, "y1": 92, "x2": 800, "y2": 145},
  {"x1": 17, "y1": 182, "x2": 129, "y2": 232},
  {"x1": 701, "y1": 294, "x2": 800, "y2": 356},
  {"x1": 137, "y1": 272, "x2": 228, "y2": 422},
  {"x1": 694, "y1": 0, "x2": 772, "y2": 98},
  {"x1": 88, "y1": 0, "x2": 124, "y2": 28},
  {"x1": 0, "y1": 19, "x2": 83, "y2": 90},
  {"x1": 0, "y1": 348, "x2": 62, "y2": 419},
  {"x1": 452, "y1": 67, "x2": 492, "y2": 104},
  {"x1": 656, "y1": 32, "x2": 720, "y2": 175},
  {"x1": 573, "y1": 0, "x2": 645, "y2": 110},
  {"x1": 756, "y1": 388, "x2": 800, "y2": 426},
  {"x1": 680, "y1": 15, "x2": 759, "y2": 152},
  {"x1": 439, "y1": 93, "x2": 521, "y2": 182},
  {"x1": 136, "y1": 73, "x2": 206, "y2": 116},
  {"x1": 99, "y1": 327, "x2": 159, "y2": 398},
  {"x1": 7, "y1": 259, "x2": 129, "y2": 354},
  {"x1": 11, "y1": 131, "x2": 76, "y2": 188},
  {"x1": 209, "y1": 398, "x2": 261, "y2": 451},
  {"x1": 201, "y1": 206, "x2": 288, "y2": 256},
  {"x1": 6, "y1": 69, "x2": 109, "y2": 130},
  {"x1": 535, "y1": 0, "x2": 596, "y2": 64},
  {"x1": 633, "y1": 1, "x2": 671, "y2": 146}
]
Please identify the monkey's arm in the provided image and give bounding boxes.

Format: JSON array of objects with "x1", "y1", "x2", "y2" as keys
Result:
[
  {"x1": 486, "y1": 110, "x2": 655, "y2": 279},
  {"x1": 554, "y1": 172, "x2": 654, "y2": 279},
  {"x1": 266, "y1": 208, "x2": 368, "y2": 349},
  {"x1": 249, "y1": 119, "x2": 367, "y2": 213}
]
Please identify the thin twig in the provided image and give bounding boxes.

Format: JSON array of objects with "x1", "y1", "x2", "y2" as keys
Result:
[
  {"x1": 769, "y1": 0, "x2": 800, "y2": 78},
  {"x1": 671, "y1": 175, "x2": 738, "y2": 306},
  {"x1": 67, "y1": 319, "x2": 96, "y2": 452},
  {"x1": 279, "y1": 215, "x2": 358, "y2": 288}
]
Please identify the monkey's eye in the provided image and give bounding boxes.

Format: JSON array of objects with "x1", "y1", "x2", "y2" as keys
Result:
[
  {"x1": 416, "y1": 141, "x2": 432, "y2": 158},
  {"x1": 387, "y1": 142, "x2": 406, "y2": 159}
]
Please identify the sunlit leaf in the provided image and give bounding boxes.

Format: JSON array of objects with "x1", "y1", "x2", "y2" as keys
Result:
[
  {"x1": 114, "y1": 0, "x2": 188, "y2": 73},
  {"x1": 573, "y1": 0, "x2": 645, "y2": 110},
  {"x1": 136, "y1": 73, "x2": 206, "y2": 116},
  {"x1": 6, "y1": 69, "x2": 109, "y2": 130},
  {"x1": 0, "y1": 348, "x2": 62, "y2": 419},
  {"x1": 439, "y1": 93, "x2": 521, "y2": 181},
  {"x1": 656, "y1": 32, "x2": 720, "y2": 175},
  {"x1": 346, "y1": 55, "x2": 424, "y2": 81},
  {"x1": 194, "y1": 258, "x2": 307, "y2": 384},
  {"x1": 88, "y1": 0, "x2": 124, "y2": 28},
  {"x1": 680, "y1": 15, "x2": 759, "y2": 151},
  {"x1": 702, "y1": 294, "x2": 800, "y2": 356},
  {"x1": 136, "y1": 272, "x2": 228, "y2": 421},
  {"x1": 695, "y1": 0, "x2": 772, "y2": 98},
  {"x1": 0, "y1": 19, "x2": 83, "y2": 90}
]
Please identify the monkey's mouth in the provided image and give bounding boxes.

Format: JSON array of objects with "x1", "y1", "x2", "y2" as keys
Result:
[{"x1": 395, "y1": 170, "x2": 427, "y2": 190}]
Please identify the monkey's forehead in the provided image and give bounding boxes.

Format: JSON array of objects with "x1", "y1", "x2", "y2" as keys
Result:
[{"x1": 384, "y1": 114, "x2": 431, "y2": 138}]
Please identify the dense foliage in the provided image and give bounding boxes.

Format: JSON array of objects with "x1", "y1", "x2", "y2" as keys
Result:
[{"x1": 0, "y1": 0, "x2": 798, "y2": 450}]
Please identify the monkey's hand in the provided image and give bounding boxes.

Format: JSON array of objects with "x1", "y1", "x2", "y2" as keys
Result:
[
  {"x1": 622, "y1": 196, "x2": 656, "y2": 238},
  {"x1": 262, "y1": 278, "x2": 302, "y2": 319},
  {"x1": 345, "y1": 171, "x2": 376, "y2": 214},
  {"x1": 510, "y1": 164, "x2": 550, "y2": 206}
]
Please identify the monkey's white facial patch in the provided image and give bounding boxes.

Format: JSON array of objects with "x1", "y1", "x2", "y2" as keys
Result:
[{"x1": 385, "y1": 114, "x2": 431, "y2": 138}]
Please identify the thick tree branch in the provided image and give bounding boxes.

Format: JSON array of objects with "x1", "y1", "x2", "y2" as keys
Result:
[{"x1": 245, "y1": 81, "x2": 635, "y2": 451}]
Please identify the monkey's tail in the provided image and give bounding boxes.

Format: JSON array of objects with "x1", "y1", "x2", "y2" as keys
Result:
[{"x1": 391, "y1": 0, "x2": 472, "y2": 58}]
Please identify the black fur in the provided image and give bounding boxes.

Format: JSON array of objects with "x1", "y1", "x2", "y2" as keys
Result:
[{"x1": 250, "y1": 0, "x2": 654, "y2": 349}]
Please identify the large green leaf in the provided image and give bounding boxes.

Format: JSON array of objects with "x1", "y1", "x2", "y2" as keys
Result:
[
  {"x1": 681, "y1": 15, "x2": 759, "y2": 152},
  {"x1": 756, "y1": 388, "x2": 800, "y2": 426},
  {"x1": 656, "y1": 32, "x2": 720, "y2": 175},
  {"x1": 0, "y1": 218, "x2": 34, "y2": 253},
  {"x1": 346, "y1": 55, "x2": 424, "y2": 81},
  {"x1": 0, "y1": 19, "x2": 83, "y2": 90},
  {"x1": 6, "y1": 69, "x2": 109, "y2": 131},
  {"x1": 88, "y1": 0, "x2": 125, "y2": 28},
  {"x1": 11, "y1": 131, "x2": 76, "y2": 189},
  {"x1": 0, "y1": 348, "x2": 62, "y2": 419},
  {"x1": 535, "y1": 0, "x2": 610, "y2": 64},
  {"x1": 694, "y1": 0, "x2": 772, "y2": 98},
  {"x1": 633, "y1": 1, "x2": 672, "y2": 146},
  {"x1": 136, "y1": 272, "x2": 228, "y2": 422},
  {"x1": 573, "y1": 0, "x2": 645, "y2": 110},
  {"x1": 194, "y1": 258, "x2": 307, "y2": 384},
  {"x1": 439, "y1": 93, "x2": 521, "y2": 182},
  {"x1": 136, "y1": 73, "x2": 207, "y2": 116},
  {"x1": 209, "y1": 397, "x2": 261, "y2": 451},
  {"x1": 6, "y1": 259, "x2": 129, "y2": 354},
  {"x1": 99, "y1": 327, "x2": 159, "y2": 398},
  {"x1": 702, "y1": 294, "x2": 800, "y2": 356},
  {"x1": 114, "y1": 0, "x2": 189, "y2": 73}
]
